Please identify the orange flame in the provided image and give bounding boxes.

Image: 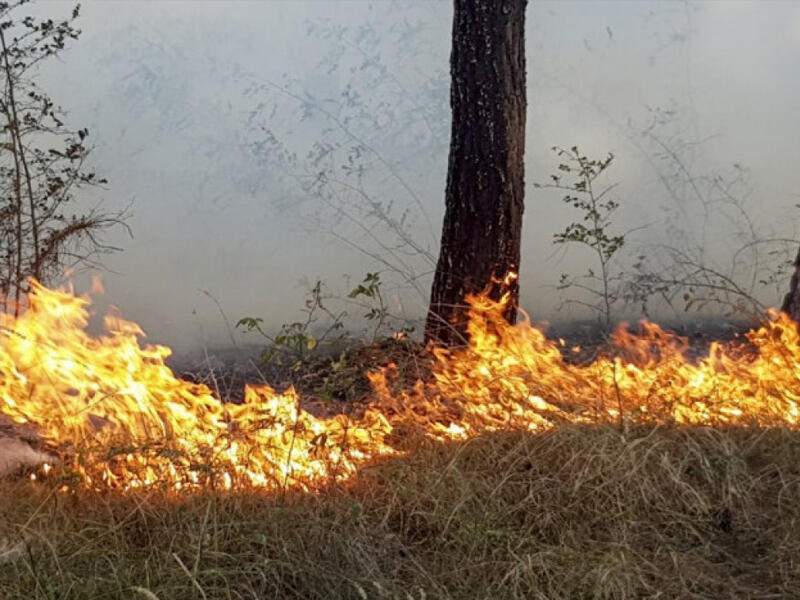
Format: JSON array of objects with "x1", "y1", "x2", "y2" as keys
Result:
[
  {"x1": 0, "y1": 280, "x2": 394, "y2": 491},
  {"x1": 0, "y1": 280, "x2": 798, "y2": 492}
]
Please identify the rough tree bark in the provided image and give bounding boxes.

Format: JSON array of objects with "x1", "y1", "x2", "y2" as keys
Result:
[
  {"x1": 425, "y1": 0, "x2": 527, "y2": 346},
  {"x1": 781, "y1": 245, "x2": 800, "y2": 321}
]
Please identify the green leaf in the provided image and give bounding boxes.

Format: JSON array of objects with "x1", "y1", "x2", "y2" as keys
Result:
[{"x1": 236, "y1": 316, "x2": 263, "y2": 330}]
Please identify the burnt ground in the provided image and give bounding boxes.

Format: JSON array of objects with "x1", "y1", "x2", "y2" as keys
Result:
[
  {"x1": 169, "y1": 336, "x2": 433, "y2": 413},
  {"x1": 546, "y1": 316, "x2": 756, "y2": 365},
  {"x1": 168, "y1": 316, "x2": 757, "y2": 407}
]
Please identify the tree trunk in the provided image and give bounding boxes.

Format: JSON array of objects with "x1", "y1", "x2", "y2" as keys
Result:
[
  {"x1": 425, "y1": 0, "x2": 527, "y2": 346},
  {"x1": 781, "y1": 244, "x2": 800, "y2": 321}
]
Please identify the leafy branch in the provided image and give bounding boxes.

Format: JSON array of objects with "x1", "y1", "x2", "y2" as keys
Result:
[{"x1": 536, "y1": 146, "x2": 623, "y2": 331}]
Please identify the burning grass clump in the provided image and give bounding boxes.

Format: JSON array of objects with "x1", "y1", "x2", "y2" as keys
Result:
[{"x1": 1, "y1": 424, "x2": 799, "y2": 599}]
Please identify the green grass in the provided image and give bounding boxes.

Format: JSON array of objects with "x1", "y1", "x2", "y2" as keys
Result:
[{"x1": 1, "y1": 424, "x2": 799, "y2": 599}]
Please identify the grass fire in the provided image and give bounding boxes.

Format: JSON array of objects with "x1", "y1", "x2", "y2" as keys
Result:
[
  {"x1": 2, "y1": 0, "x2": 800, "y2": 596},
  {"x1": 2, "y1": 280, "x2": 800, "y2": 598},
  {"x1": 0, "y1": 279, "x2": 798, "y2": 493}
]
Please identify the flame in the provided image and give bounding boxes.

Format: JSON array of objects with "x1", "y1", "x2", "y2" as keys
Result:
[
  {"x1": 377, "y1": 293, "x2": 800, "y2": 437},
  {"x1": 0, "y1": 280, "x2": 394, "y2": 491},
  {"x1": 0, "y1": 279, "x2": 798, "y2": 492}
]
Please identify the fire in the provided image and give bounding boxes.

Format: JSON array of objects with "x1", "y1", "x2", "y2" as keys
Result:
[
  {"x1": 0, "y1": 280, "x2": 394, "y2": 491},
  {"x1": 381, "y1": 293, "x2": 800, "y2": 437},
  {"x1": 0, "y1": 280, "x2": 798, "y2": 492}
]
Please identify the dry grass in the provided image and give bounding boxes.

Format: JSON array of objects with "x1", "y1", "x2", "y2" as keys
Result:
[{"x1": 1, "y1": 424, "x2": 799, "y2": 599}]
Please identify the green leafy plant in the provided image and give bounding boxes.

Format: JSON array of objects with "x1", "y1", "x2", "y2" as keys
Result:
[
  {"x1": 237, "y1": 272, "x2": 420, "y2": 404},
  {"x1": 237, "y1": 271, "x2": 416, "y2": 374},
  {"x1": 347, "y1": 272, "x2": 390, "y2": 340},
  {"x1": 237, "y1": 280, "x2": 346, "y2": 369},
  {"x1": 536, "y1": 146, "x2": 624, "y2": 331}
]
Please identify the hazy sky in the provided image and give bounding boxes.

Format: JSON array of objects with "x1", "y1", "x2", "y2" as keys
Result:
[{"x1": 26, "y1": 0, "x2": 800, "y2": 353}]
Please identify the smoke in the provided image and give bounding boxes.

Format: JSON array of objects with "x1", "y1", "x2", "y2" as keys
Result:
[{"x1": 28, "y1": 0, "x2": 800, "y2": 353}]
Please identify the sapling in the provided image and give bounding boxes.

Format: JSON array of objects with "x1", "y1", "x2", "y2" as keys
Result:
[
  {"x1": 0, "y1": 1, "x2": 127, "y2": 311},
  {"x1": 535, "y1": 146, "x2": 624, "y2": 332}
]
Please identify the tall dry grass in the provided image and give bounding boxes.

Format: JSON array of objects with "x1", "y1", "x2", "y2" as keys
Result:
[{"x1": 1, "y1": 424, "x2": 799, "y2": 599}]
